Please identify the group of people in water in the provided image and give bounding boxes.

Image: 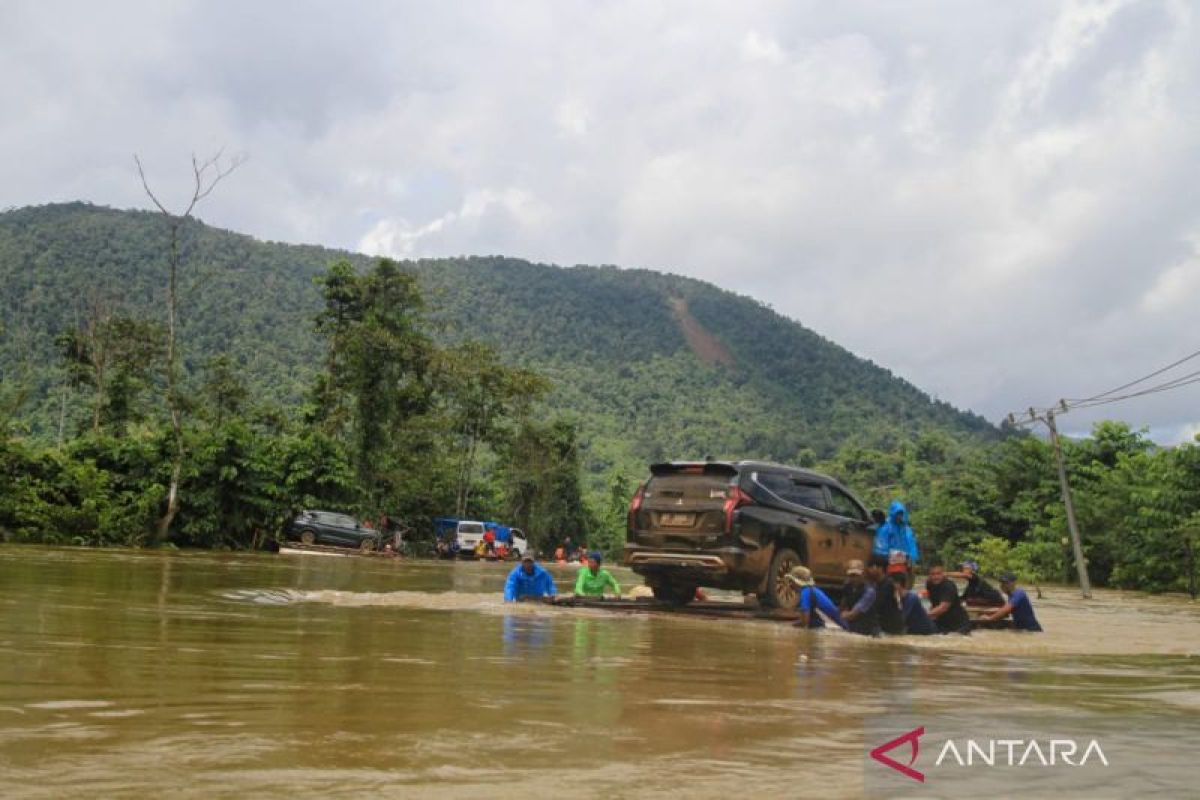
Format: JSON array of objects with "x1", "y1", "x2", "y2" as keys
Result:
[
  {"x1": 790, "y1": 556, "x2": 1042, "y2": 636},
  {"x1": 503, "y1": 549, "x2": 622, "y2": 602},
  {"x1": 795, "y1": 498, "x2": 1042, "y2": 635},
  {"x1": 502, "y1": 499, "x2": 1042, "y2": 635}
]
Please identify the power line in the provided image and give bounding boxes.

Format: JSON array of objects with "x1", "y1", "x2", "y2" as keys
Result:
[
  {"x1": 1067, "y1": 368, "x2": 1200, "y2": 411},
  {"x1": 1065, "y1": 347, "x2": 1200, "y2": 406}
]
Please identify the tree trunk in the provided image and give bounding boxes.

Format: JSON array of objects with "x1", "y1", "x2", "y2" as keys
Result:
[{"x1": 154, "y1": 220, "x2": 184, "y2": 545}]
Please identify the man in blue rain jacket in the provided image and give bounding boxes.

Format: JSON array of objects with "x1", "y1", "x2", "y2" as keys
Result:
[
  {"x1": 873, "y1": 500, "x2": 920, "y2": 566},
  {"x1": 504, "y1": 554, "x2": 558, "y2": 602}
]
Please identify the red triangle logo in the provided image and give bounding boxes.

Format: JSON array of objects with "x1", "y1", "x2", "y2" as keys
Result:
[{"x1": 870, "y1": 726, "x2": 925, "y2": 783}]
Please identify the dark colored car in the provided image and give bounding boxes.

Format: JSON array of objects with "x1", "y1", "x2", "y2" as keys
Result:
[
  {"x1": 624, "y1": 461, "x2": 880, "y2": 608},
  {"x1": 285, "y1": 510, "x2": 382, "y2": 552}
]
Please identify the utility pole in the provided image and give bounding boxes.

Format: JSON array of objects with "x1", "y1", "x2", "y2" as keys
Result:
[
  {"x1": 1009, "y1": 401, "x2": 1092, "y2": 599},
  {"x1": 1044, "y1": 409, "x2": 1091, "y2": 598}
]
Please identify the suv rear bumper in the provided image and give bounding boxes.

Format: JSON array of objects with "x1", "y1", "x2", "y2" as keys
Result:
[
  {"x1": 626, "y1": 551, "x2": 729, "y2": 571},
  {"x1": 624, "y1": 544, "x2": 762, "y2": 589}
]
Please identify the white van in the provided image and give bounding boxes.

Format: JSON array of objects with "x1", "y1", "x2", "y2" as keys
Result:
[{"x1": 455, "y1": 521, "x2": 529, "y2": 559}]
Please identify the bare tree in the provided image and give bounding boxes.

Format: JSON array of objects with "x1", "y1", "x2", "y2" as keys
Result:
[{"x1": 134, "y1": 151, "x2": 244, "y2": 544}]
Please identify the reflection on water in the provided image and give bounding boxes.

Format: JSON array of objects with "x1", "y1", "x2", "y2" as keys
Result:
[{"x1": 1, "y1": 546, "x2": 1198, "y2": 798}]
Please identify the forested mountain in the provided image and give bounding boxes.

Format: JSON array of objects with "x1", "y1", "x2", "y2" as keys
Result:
[{"x1": 1, "y1": 202, "x2": 994, "y2": 480}]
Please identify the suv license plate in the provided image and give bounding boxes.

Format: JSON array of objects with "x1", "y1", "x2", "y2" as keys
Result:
[{"x1": 659, "y1": 513, "x2": 694, "y2": 527}]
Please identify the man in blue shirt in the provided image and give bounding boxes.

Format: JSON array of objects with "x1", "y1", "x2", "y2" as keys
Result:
[
  {"x1": 503, "y1": 554, "x2": 558, "y2": 602},
  {"x1": 787, "y1": 566, "x2": 846, "y2": 629},
  {"x1": 893, "y1": 572, "x2": 935, "y2": 635},
  {"x1": 839, "y1": 559, "x2": 879, "y2": 636},
  {"x1": 981, "y1": 572, "x2": 1043, "y2": 632}
]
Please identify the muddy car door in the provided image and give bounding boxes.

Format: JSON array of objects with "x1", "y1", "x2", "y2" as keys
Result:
[
  {"x1": 751, "y1": 472, "x2": 844, "y2": 584},
  {"x1": 825, "y1": 485, "x2": 873, "y2": 567}
]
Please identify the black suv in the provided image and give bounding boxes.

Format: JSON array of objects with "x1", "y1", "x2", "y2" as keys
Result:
[
  {"x1": 624, "y1": 461, "x2": 879, "y2": 607},
  {"x1": 284, "y1": 510, "x2": 382, "y2": 552}
]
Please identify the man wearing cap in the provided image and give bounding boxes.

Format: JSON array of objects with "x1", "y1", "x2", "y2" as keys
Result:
[
  {"x1": 787, "y1": 566, "x2": 846, "y2": 629},
  {"x1": 841, "y1": 558, "x2": 890, "y2": 636},
  {"x1": 574, "y1": 551, "x2": 621, "y2": 598},
  {"x1": 503, "y1": 554, "x2": 558, "y2": 602},
  {"x1": 864, "y1": 554, "x2": 906, "y2": 635},
  {"x1": 953, "y1": 560, "x2": 1006, "y2": 608},
  {"x1": 981, "y1": 573, "x2": 1043, "y2": 632}
]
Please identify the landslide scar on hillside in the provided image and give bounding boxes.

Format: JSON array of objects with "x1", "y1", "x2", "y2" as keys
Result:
[{"x1": 668, "y1": 297, "x2": 736, "y2": 368}]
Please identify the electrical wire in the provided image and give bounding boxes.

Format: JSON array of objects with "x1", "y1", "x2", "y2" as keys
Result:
[
  {"x1": 1064, "y1": 347, "x2": 1200, "y2": 405},
  {"x1": 1067, "y1": 371, "x2": 1200, "y2": 410},
  {"x1": 1010, "y1": 348, "x2": 1200, "y2": 423}
]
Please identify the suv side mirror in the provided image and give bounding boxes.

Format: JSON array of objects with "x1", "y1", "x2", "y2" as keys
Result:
[{"x1": 871, "y1": 509, "x2": 886, "y2": 525}]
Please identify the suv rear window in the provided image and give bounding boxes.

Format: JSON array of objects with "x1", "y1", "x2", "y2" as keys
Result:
[
  {"x1": 644, "y1": 474, "x2": 732, "y2": 502},
  {"x1": 458, "y1": 523, "x2": 485, "y2": 534}
]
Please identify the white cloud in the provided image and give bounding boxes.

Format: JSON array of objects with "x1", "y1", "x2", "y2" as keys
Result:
[
  {"x1": 359, "y1": 187, "x2": 552, "y2": 259},
  {"x1": 740, "y1": 30, "x2": 786, "y2": 65},
  {"x1": 554, "y1": 99, "x2": 591, "y2": 137},
  {"x1": 1139, "y1": 234, "x2": 1200, "y2": 313}
]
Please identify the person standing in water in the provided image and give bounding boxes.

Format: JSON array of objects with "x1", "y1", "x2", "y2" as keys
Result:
[
  {"x1": 893, "y1": 572, "x2": 935, "y2": 635},
  {"x1": 574, "y1": 551, "x2": 621, "y2": 598},
  {"x1": 926, "y1": 563, "x2": 972, "y2": 634},
  {"x1": 787, "y1": 566, "x2": 846, "y2": 630},
  {"x1": 503, "y1": 554, "x2": 558, "y2": 602},
  {"x1": 838, "y1": 559, "x2": 873, "y2": 634},
  {"x1": 954, "y1": 560, "x2": 1006, "y2": 608},
  {"x1": 873, "y1": 500, "x2": 920, "y2": 575},
  {"x1": 981, "y1": 572, "x2": 1043, "y2": 632}
]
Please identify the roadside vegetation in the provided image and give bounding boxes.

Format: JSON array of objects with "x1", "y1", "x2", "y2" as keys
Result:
[{"x1": 1, "y1": 256, "x2": 591, "y2": 556}]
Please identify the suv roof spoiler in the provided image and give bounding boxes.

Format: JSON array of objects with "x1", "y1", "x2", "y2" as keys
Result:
[{"x1": 649, "y1": 461, "x2": 738, "y2": 476}]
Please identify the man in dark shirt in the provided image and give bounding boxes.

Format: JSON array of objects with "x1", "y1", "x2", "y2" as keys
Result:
[
  {"x1": 982, "y1": 572, "x2": 1044, "y2": 632},
  {"x1": 893, "y1": 572, "x2": 935, "y2": 635},
  {"x1": 926, "y1": 563, "x2": 972, "y2": 634},
  {"x1": 955, "y1": 560, "x2": 1005, "y2": 607},
  {"x1": 866, "y1": 554, "x2": 906, "y2": 635}
]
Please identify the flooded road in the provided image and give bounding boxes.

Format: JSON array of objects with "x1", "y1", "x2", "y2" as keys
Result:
[{"x1": 2, "y1": 547, "x2": 1198, "y2": 798}]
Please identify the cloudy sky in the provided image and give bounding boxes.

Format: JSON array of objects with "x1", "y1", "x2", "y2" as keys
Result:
[{"x1": 3, "y1": 0, "x2": 1198, "y2": 440}]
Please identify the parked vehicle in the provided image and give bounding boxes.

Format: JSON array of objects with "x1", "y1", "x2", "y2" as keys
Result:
[
  {"x1": 624, "y1": 460, "x2": 880, "y2": 608},
  {"x1": 285, "y1": 510, "x2": 382, "y2": 552},
  {"x1": 434, "y1": 518, "x2": 529, "y2": 559},
  {"x1": 456, "y1": 520, "x2": 530, "y2": 559}
]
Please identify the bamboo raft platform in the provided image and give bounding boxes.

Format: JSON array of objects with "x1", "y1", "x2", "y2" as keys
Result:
[{"x1": 549, "y1": 595, "x2": 803, "y2": 623}]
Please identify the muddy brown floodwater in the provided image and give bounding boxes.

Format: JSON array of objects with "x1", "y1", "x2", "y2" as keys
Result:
[{"x1": 2, "y1": 547, "x2": 1199, "y2": 799}]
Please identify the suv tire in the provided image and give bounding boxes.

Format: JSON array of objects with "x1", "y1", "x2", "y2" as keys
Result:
[
  {"x1": 299, "y1": 529, "x2": 316, "y2": 545},
  {"x1": 759, "y1": 546, "x2": 801, "y2": 608},
  {"x1": 652, "y1": 581, "x2": 696, "y2": 607}
]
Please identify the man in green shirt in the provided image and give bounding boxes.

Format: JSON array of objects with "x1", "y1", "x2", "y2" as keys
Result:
[{"x1": 574, "y1": 551, "x2": 621, "y2": 598}]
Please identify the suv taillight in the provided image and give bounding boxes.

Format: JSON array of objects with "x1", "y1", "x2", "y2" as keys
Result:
[
  {"x1": 723, "y1": 486, "x2": 754, "y2": 533},
  {"x1": 627, "y1": 483, "x2": 646, "y2": 530}
]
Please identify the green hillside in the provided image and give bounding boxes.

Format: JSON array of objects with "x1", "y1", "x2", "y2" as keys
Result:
[{"x1": 0, "y1": 202, "x2": 995, "y2": 483}]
